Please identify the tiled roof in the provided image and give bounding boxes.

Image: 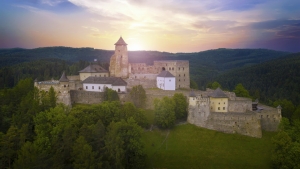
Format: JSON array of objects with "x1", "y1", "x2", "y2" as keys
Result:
[
  {"x1": 157, "y1": 71, "x2": 175, "y2": 77},
  {"x1": 209, "y1": 88, "x2": 228, "y2": 98},
  {"x1": 82, "y1": 76, "x2": 127, "y2": 86},
  {"x1": 79, "y1": 64, "x2": 109, "y2": 73},
  {"x1": 59, "y1": 71, "x2": 69, "y2": 82},
  {"x1": 114, "y1": 37, "x2": 127, "y2": 45},
  {"x1": 189, "y1": 90, "x2": 196, "y2": 97}
]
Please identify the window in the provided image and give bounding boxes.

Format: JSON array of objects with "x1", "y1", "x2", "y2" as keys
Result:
[
  {"x1": 64, "y1": 85, "x2": 66, "y2": 88},
  {"x1": 179, "y1": 74, "x2": 180, "y2": 77},
  {"x1": 172, "y1": 67, "x2": 174, "y2": 70},
  {"x1": 218, "y1": 102, "x2": 220, "y2": 105},
  {"x1": 169, "y1": 67, "x2": 171, "y2": 70},
  {"x1": 224, "y1": 102, "x2": 225, "y2": 104},
  {"x1": 118, "y1": 88, "x2": 120, "y2": 92},
  {"x1": 92, "y1": 86, "x2": 94, "y2": 89},
  {"x1": 86, "y1": 86, "x2": 88, "y2": 89},
  {"x1": 179, "y1": 67, "x2": 180, "y2": 70},
  {"x1": 99, "y1": 86, "x2": 100, "y2": 90},
  {"x1": 223, "y1": 107, "x2": 225, "y2": 110},
  {"x1": 179, "y1": 79, "x2": 180, "y2": 81},
  {"x1": 183, "y1": 67, "x2": 184, "y2": 70},
  {"x1": 184, "y1": 74, "x2": 185, "y2": 77},
  {"x1": 104, "y1": 75, "x2": 106, "y2": 77},
  {"x1": 218, "y1": 107, "x2": 220, "y2": 110},
  {"x1": 169, "y1": 79, "x2": 171, "y2": 82}
]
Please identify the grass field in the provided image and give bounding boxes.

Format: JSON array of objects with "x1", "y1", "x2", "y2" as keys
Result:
[{"x1": 142, "y1": 124, "x2": 276, "y2": 169}]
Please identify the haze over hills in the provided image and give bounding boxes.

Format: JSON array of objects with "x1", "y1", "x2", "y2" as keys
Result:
[{"x1": 0, "y1": 47, "x2": 288, "y2": 88}]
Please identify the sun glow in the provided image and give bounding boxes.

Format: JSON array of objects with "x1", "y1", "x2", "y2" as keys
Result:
[{"x1": 129, "y1": 43, "x2": 144, "y2": 51}]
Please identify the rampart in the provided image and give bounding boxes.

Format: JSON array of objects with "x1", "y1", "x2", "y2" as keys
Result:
[
  {"x1": 206, "y1": 112, "x2": 262, "y2": 138},
  {"x1": 228, "y1": 98, "x2": 252, "y2": 113}
]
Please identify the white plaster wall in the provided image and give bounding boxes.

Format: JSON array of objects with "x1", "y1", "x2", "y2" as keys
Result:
[
  {"x1": 83, "y1": 83, "x2": 112, "y2": 92},
  {"x1": 112, "y1": 86, "x2": 126, "y2": 93},
  {"x1": 157, "y1": 77, "x2": 165, "y2": 89},
  {"x1": 80, "y1": 73, "x2": 109, "y2": 81},
  {"x1": 164, "y1": 77, "x2": 175, "y2": 90}
]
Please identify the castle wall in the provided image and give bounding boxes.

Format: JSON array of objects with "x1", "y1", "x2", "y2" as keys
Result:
[
  {"x1": 70, "y1": 90, "x2": 105, "y2": 104},
  {"x1": 228, "y1": 98, "x2": 252, "y2": 113},
  {"x1": 128, "y1": 73, "x2": 158, "y2": 80},
  {"x1": 258, "y1": 109, "x2": 281, "y2": 131},
  {"x1": 206, "y1": 112, "x2": 262, "y2": 138},
  {"x1": 67, "y1": 75, "x2": 80, "y2": 81}
]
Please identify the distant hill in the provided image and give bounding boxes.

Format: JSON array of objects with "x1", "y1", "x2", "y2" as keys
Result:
[
  {"x1": 0, "y1": 47, "x2": 288, "y2": 88},
  {"x1": 215, "y1": 52, "x2": 300, "y2": 105}
]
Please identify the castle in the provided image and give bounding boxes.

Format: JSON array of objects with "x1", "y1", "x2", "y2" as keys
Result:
[{"x1": 34, "y1": 37, "x2": 281, "y2": 138}]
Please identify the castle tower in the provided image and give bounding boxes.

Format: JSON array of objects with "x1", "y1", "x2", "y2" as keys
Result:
[{"x1": 109, "y1": 37, "x2": 129, "y2": 78}]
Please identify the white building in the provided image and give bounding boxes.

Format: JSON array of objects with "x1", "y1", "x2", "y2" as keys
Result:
[
  {"x1": 156, "y1": 71, "x2": 176, "y2": 90},
  {"x1": 82, "y1": 76, "x2": 127, "y2": 93}
]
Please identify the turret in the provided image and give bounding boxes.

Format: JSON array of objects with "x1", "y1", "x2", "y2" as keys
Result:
[
  {"x1": 277, "y1": 105, "x2": 282, "y2": 116},
  {"x1": 189, "y1": 90, "x2": 197, "y2": 106}
]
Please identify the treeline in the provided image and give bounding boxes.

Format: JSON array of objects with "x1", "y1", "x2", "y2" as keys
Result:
[
  {"x1": 0, "y1": 79, "x2": 188, "y2": 168},
  {"x1": 0, "y1": 59, "x2": 109, "y2": 89},
  {"x1": 0, "y1": 79, "x2": 148, "y2": 168},
  {"x1": 0, "y1": 47, "x2": 287, "y2": 89},
  {"x1": 214, "y1": 52, "x2": 300, "y2": 106}
]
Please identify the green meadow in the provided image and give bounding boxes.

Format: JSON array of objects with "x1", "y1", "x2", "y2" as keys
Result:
[{"x1": 142, "y1": 124, "x2": 276, "y2": 169}]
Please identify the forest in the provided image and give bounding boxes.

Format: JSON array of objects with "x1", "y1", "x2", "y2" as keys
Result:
[{"x1": 1, "y1": 47, "x2": 299, "y2": 168}]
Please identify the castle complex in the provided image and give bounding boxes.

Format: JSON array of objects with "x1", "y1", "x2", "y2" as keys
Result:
[{"x1": 34, "y1": 37, "x2": 281, "y2": 138}]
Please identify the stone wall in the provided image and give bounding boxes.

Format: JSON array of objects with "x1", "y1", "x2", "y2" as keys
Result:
[
  {"x1": 206, "y1": 112, "x2": 262, "y2": 138},
  {"x1": 259, "y1": 109, "x2": 281, "y2": 131},
  {"x1": 228, "y1": 99, "x2": 252, "y2": 113}
]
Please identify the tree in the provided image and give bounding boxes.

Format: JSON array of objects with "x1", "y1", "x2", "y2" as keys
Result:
[
  {"x1": 233, "y1": 83, "x2": 250, "y2": 98},
  {"x1": 207, "y1": 81, "x2": 222, "y2": 90},
  {"x1": 154, "y1": 97, "x2": 176, "y2": 129},
  {"x1": 172, "y1": 93, "x2": 188, "y2": 120},
  {"x1": 105, "y1": 118, "x2": 145, "y2": 169},
  {"x1": 130, "y1": 85, "x2": 146, "y2": 108},
  {"x1": 72, "y1": 136, "x2": 98, "y2": 169},
  {"x1": 190, "y1": 80, "x2": 198, "y2": 89},
  {"x1": 103, "y1": 88, "x2": 119, "y2": 101},
  {"x1": 273, "y1": 99, "x2": 295, "y2": 120}
]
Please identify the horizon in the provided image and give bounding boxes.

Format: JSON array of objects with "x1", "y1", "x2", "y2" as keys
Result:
[
  {"x1": 0, "y1": 46, "x2": 293, "y2": 54},
  {"x1": 0, "y1": 0, "x2": 300, "y2": 53}
]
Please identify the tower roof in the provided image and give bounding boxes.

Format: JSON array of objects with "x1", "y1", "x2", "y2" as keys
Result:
[
  {"x1": 59, "y1": 71, "x2": 69, "y2": 82},
  {"x1": 209, "y1": 87, "x2": 228, "y2": 98},
  {"x1": 114, "y1": 37, "x2": 127, "y2": 45}
]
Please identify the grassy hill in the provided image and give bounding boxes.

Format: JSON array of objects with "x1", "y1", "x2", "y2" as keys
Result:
[
  {"x1": 142, "y1": 124, "x2": 275, "y2": 169},
  {"x1": 215, "y1": 52, "x2": 300, "y2": 105}
]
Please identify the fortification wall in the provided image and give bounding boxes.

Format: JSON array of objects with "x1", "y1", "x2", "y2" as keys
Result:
[
  {"x1": 70, "y1": 90, "x2": 105, "y2": 104},
  {"x1": 228, "y1": 99, "x2": 252, "y2": 113},
  {"x1": 206, "y1": 112, "x2": 262, "y2": 138},
  {"x1": 258, "y1": 109, "x2": 281, "y2": 131},
  {"x1": 128, "y1": 73, "x2": 158, "y2": 80},
  {"x1": 67, "y1": 75, "x2": 80, "y2": 81},
  {"x1": 126, "y1": 79, "x2": 157, "y2": 89}
]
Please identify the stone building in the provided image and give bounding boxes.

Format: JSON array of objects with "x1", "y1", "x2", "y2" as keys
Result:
[
  {"x1": 188, "y1": 88, "x2": 282, "y2": 138},
  {"x1": 79, "y1": 64, "x2": 109, "y2": 81},
  {"x1": 108, "y1": 37, "x2": 190, "y2": 89}
]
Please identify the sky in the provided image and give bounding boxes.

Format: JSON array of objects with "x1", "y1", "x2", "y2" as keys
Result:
[{"x1": 0, "y1": 0, "x2": 300, "y2": 53}]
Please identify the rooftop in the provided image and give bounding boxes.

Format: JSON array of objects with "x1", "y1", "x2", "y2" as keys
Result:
[
  {"x1": 114, "y1": 36, "x2": 127, "y2": 45},
  {"x1": 157, "y1": 71, "x2": 175, "y2": 77},
  {"x1": 79, "y1": 64, "x2": 109, "y2": 73},
  {"x1": 209, "y1": 88, "x2": 228, "y2": 98},
  {"x1": 82, "y1": 76, "x2": 127, "y2": 86}
]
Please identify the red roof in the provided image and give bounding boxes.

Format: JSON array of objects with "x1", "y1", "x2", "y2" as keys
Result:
[{"x1": 114, "y1": 37, "x2": 127, "y2": 45}]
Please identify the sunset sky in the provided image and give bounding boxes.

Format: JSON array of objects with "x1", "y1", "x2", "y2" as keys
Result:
[{"x1": 0, "y1": 0, "x2": 299, "y2": 52}]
